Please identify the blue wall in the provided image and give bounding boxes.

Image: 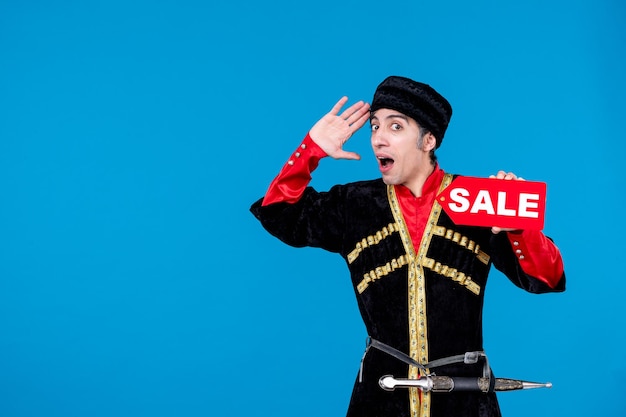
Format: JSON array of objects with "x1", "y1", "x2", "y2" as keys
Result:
[{"x1": 1, "y1": 1, "x2": 624, "y2": 416}]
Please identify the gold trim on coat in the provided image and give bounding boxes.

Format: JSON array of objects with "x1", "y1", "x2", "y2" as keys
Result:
[{"x1": 387, "y1": 173, "x2": 454, "y2": 417}]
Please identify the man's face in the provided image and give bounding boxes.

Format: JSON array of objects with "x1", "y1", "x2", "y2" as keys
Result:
[{"x1": 370, "y1": 108, "x2": 427, "y2": 187}]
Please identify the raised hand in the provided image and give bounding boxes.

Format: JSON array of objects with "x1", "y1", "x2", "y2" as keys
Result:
[{"x1": 309, "y1": 96, "x2": 371, "y2": 160}]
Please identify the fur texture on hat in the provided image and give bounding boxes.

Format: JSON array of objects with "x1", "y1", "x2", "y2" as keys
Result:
[{"x1": 371, "y1": 76, "x2": 452, "y2": 148}]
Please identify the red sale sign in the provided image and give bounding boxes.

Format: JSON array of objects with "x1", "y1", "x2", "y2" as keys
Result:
[{"x1": 436, "y1": 176, "x2": 547, "y2": 230}]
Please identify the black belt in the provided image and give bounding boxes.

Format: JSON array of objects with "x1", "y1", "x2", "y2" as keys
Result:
[{"x1": 359, "y1": 336, "x2": 493, "y2": 391}]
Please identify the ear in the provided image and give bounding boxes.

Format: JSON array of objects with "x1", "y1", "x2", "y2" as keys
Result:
[{"x1": 423, "y1": 132, "x2": 437, "y2": 152}]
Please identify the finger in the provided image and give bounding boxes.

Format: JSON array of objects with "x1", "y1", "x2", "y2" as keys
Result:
[
  {"x1": 493, "y1": 170, "x2": 516, "y2": 180},
  {"x1": 329, "y1": 96, "x2": 349, "y2": 115},
  {"x1": 346, "y1": 101, "x2": 370, "y2": 123},
  {"x1": 492, "y1": 226, "x2": 516, "y2": 234},
  {"x1": 349, "y1": 105, "x2": 372, "y2": 131},
  {"x1": 346, "y1": 102, "x2": 371, "y2": 126},
  {"x1": 340, "y1": 100, "x2": 368, "y2": 122}
]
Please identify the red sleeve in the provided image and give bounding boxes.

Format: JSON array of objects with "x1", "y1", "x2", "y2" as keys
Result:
[
  {"x1": 506, "y1": 229, "x2": 564, "y2": 289},
  {"x1": 261, "y1": 133, "x2": 328, "y2": 206}
]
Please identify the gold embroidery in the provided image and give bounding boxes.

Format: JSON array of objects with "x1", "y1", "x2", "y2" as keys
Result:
[
  {"x1": 422, "y1": 257, "x2": 482, "y2": 295},
  {"x1": 475, "y1": 250, "x2": 490, "y2": 265},
  {"x1": 356, "y1": 255, "x2": 409, "y2": 294},
  {"x1": 388, "y1": 174, "x2": 454, "y2": 417},
  {"x1": 430, "y1": 226, "x2": 490, "y2": 265},
  {"x1": 347, "y1": 223, "x2": 399, "y2": 264}
]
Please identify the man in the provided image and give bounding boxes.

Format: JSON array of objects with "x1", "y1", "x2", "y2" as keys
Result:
[{"x1": 250, "y1": 76, "x2": 565, "y2": 417}]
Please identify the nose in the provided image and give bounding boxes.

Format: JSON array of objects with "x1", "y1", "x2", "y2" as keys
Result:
[{"x1": 371, "y1": 130, "x2": 387, "y2": 148}]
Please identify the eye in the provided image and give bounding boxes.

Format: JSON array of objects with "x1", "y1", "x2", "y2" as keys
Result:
[
  {"x1": 391, "y1": 123, "x2": 402, "y2": 131},
  {"x1": 371, "y1": 124, "x2": 379, "y2": 132}
]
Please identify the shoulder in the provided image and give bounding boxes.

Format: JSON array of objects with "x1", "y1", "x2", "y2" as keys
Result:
[
  {"x1": 331, "y1": 178, "x2": 387, "y2": 197},
  {"x1": 309, "y1": 179, "x2": 388, "y2": 212},
  {"x1": 346, "y1": 178, "x2": 386, "y2": 189}
]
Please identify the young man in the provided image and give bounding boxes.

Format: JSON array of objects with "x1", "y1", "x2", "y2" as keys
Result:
[{"x1": 250, "y1": 76, "x2": 565, "y2": 417}]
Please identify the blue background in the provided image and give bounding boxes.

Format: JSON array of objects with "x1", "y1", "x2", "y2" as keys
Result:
[{"x1": 1, "y1": 1, "x2": 624, "y2": 416}]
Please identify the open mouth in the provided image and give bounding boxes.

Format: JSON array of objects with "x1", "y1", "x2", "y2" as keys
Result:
[{"x1": 378, "y1": 156, "x2": 394, "y2": 169}]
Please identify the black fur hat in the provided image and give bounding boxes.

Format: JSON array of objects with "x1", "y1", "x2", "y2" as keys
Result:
[{"x1": 371, "y1": 76, "x2": 452, "y2": 148}]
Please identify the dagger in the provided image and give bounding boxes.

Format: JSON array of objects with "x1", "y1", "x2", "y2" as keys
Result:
[{"x1": 379, "y1": 375, "x2": 552, "y2": 393}]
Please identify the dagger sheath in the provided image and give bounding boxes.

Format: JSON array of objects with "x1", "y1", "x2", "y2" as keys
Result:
[{"x1": 379, "y1": 375, "x2": 552, "y2": 393}]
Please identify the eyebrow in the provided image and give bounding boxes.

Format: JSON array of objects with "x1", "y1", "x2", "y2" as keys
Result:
[{"x1": 370, "y1": 113, "x2": 410, "y2": 122}]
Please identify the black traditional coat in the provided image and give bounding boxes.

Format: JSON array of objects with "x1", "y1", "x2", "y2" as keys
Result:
[{"x1": 250, "y1": 174, "x2": 565, "y2": 417}]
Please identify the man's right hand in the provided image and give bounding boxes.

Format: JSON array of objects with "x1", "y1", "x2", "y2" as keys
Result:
[{"x1": 309, "y1": 97, "x2": 371, "y2": 160}]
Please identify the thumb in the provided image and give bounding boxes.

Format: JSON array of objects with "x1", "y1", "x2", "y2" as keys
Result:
[{"x1": 331, "y1": 150, "x2": 361, "y2": 161}]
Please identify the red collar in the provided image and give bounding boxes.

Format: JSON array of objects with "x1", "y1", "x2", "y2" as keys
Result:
[{"x1": 393, "y1": 165, "x2": 445, "y2": 200}]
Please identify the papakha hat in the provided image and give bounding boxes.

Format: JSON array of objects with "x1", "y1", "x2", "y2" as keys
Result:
[{"x1": 371, "y1": 76, "x2": 453, "y2": 148}]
